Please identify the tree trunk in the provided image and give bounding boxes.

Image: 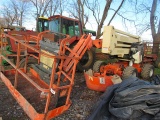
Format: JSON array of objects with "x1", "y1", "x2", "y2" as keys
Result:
[
  {"x1": 150, "y1": 0, "x2": 157, "y2": 37},
  {"x1": 150, "y1": 0, "x2": 158, "y2": 54},
  {"x1": 20, "y1": 12, "x2": 23, "y2": 27},
  {"x1": 96, "y1": 0, "x2": 113, "y2": 39},
  {"x1": 152, "y1": 34, "x2": 160, "y2": 55},
  {"x1": 96, "y1": 26, "x2": 102, "y2": 39},
  {"x1": 36, "y1": 14, "x2": 39, "y2": 32}
]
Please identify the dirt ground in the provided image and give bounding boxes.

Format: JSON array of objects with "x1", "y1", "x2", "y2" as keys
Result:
[{"x1": 0, "y1": 72, "x2": 102, "y2": 120}]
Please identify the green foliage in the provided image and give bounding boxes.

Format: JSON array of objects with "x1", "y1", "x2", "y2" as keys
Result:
[{"x1": 154, "y1": 68, "x2": 160, "y2": 75}]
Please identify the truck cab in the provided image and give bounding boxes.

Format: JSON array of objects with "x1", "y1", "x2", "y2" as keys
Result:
[
  {"x1": 38, "y1": 15, "x2": 96, "y2": 71},
  {"x1": 37, "y1": 17, "x2": 49, "y2": 32},
  {"x1": 48, "y1": 15, "x2": 96, "y2": 38}
]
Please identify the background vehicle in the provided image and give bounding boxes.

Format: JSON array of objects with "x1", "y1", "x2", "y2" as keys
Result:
[
  {"x1": 37, "y1": 17, "x2": 49, "y2": 32},
  {"x1": 1, "y1": 15, "x2": 96, "y2": 71},
  {"x1": 85, "y1": 26, "x2": 158, "y2": 91},
  {"x1": 47, "y1": 15, "x2": 96, "y2": 71}
]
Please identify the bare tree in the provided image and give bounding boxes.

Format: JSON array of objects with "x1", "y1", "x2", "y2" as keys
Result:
[
  {"x1": 68, "y1": 0, "x2": 89, "y2": 29},
  {"x1": 85, "y1": 0, "x2": 125, "y2": 39},
  {"x1": 128, "y1": 0, "x2": 160, "y2": 54},
  {"x1": 30, "y1": 0, "x2": 52, "y2": 17},
  {"x1": 150, "y1": 0, "x2": 160, "y2": 54},
  {"x1": 0, "y1": 2, "x2": 16, "y2": 26},
  {"x1": 11, "y1": 0, "x2": 30, "y2": 27},
  {"x1": 57, "y1": 0, "x2": 68, "y2": 15},
  {"x1": 45, "y1": 0, "x2": 59, "y2": 17},
  {"x1": 108, "y1": 0, "x2": 125, "y2": 25},
  {"x1": 0, "y1": 18, "x2": 6, "y2": 27},
  {"x1": 29, "y1": 0, "x2": 52, "y2": 30},
  {"x1": 46, "y1": 0, "x2": 69, "y2": 16},
  {"x1": 0, "y1": 0, "x2": 30, "y2": 26}
]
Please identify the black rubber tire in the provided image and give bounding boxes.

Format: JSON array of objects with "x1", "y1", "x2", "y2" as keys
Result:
[
  {"x1": 68, "y1": 41, "x2": 95, "y2": 72},
  {"x1": 19, "y1": 57, "x2": 38, "y2": 68},
  {"x1": 93, "y1": 61, "x2": 106, "y2": 73},
  {"x1": 77, "y1": 48, "x2": 95, "y2": 72},
  {"x1": 141, "y1": 64, "x2": 154, "y2": 80},
  {"x1": 122, "y1": 66, "x2": 138, "y2": 80}
]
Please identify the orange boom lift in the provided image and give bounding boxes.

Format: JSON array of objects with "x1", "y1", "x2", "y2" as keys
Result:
[
  {"x1": 85, "y1": 26, "x2": 158, "y2": 92},
  {"x1": 0, "y1": 31, "x2": 92, "y2": 120}
]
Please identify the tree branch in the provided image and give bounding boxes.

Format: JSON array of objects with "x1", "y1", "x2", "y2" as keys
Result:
[{"x1": 108, "y1": 0, "x2": 125, "y2": 25}]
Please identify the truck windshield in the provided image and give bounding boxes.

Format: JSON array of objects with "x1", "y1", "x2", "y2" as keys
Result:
[
  {"x1": 49, "y1": 19, "x2": 59, "y2": 33},
  {"x1": 48, "y1": 17, "x2": 80, "y2": 37}
]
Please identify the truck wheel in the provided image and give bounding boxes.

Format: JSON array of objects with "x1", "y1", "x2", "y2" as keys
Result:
[
  {"x1": 69, "y1": 41, "x2": 95, "y2": 72},
  {"x1": 93, "y1": 61, "x2": 106, "y2": 73},
  {"x1": 122, "y1": 66, "x2": 137, "y2": 80},
  {"x1": 141, "y1": 64, "x2": 154, "y2": 80},
  {"x1": 77, "y1": 48, "x2": 95, "y2": 72},
  {"x1": 19, "y1": 57, "x2": 38, "y2": 68}
]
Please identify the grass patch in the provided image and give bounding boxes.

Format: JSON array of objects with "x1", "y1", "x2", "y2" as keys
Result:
[{"x1": 154, "y1": 68, "x2": 160, "y2": 75}]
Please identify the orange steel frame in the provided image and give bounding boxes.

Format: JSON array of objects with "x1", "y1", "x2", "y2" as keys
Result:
[
  {"x1": 7, "y1": 30, "x2": 50, "y2": 53},
  {"x1": 0, "y1": 32, "x2": 92, "y2": 120},
  {"x1": 84, "y1": 61, "x2": 142, "y2": 92},
  {"x1": 85, "y1": 57, "x2": 156, "y2": 92},
  {"x1": 96, "y1": 61, "x2": 142, "y2": 77}
]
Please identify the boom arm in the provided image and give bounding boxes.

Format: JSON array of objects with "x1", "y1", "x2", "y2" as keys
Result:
[{"x1": 102, "y1": 26, "x2": 141, "y2": 58}]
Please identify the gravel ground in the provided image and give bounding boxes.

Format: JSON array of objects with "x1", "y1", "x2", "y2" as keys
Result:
[{"x1": 0, "y1": 72, "x2": 102, "y2": 120}]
